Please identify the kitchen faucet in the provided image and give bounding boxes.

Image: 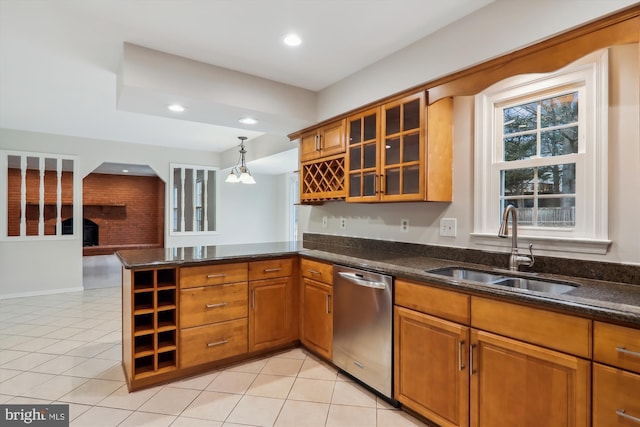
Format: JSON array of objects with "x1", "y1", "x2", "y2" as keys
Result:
[{"x1": 498, "y1": 204, "x2": 535, "y2": 271}]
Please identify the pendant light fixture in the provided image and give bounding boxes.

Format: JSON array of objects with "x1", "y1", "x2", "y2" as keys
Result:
[{"x1": 225, "y1": 136, "x2": 256, "y2": 184}]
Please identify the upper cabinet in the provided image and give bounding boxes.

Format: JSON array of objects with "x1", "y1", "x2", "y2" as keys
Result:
[
  {"x1": 299, "y1": 119, "x2": 346, "y2": 162},
  {"x1": 347, "y1": 93, "x2": 426, "y2": 202}
]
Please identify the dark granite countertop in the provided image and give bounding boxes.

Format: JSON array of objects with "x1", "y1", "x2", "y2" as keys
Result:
[
  {"x1": 116, "y1": 241, "x2": 302, "y2": 269},
  {"x1": 116, "y1": 240, "x2": 640, "y2": 328}
]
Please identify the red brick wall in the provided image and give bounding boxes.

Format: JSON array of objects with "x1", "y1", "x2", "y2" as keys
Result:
[
  {"x1": 7, "y1": 169, "x2": 165, "y2": 253},
  {"x1": 83, "y1": 173, "x2": 165, "y2": 253}
]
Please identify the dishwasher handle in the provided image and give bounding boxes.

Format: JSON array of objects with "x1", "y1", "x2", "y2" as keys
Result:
[{"x1": 337, "y1": 272, "x2": 387, "y2": 289}]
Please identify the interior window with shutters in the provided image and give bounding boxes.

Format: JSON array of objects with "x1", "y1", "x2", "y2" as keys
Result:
[
  {"x1": 473, "y1": 49, "x2": 609, "y2": 254},
  {"x1": 1, "y1": 151, "x2": 79, "y2": 240},
  {"x1": 170, "y1": 164, "x2": 217, "y2": 234}
]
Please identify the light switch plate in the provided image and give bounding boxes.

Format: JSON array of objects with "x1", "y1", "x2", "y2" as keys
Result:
[
  {"x1": 400, "y1": 219, "x2": 409, "y2": 232},
  {"x1": 440, "y1": 218, "x2": 457, "y2": 237},
  {"x1": 340, "y1": 217, "x2": 346, "y2": 229}
]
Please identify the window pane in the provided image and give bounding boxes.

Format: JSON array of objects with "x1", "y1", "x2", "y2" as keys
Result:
[
  {"x1": 206, "y1": 170, "x2": 216, "y2": 231},
  {"x1": 385, "y1": 138, "x2": 400, "y2": 165},
  {"x1": 363, "y1": 143, "x2": 377, "y2": 169},
  {"x1": 541, "y1": 127, "x2": 578, "y2": 157},
  {"x1": 385, "y1": 169, "x2": 400, "y2": 195},
  {"x1": 363, "y1": 172, "x2": 376, "y2": 196},
  {"x1": 403, "y1": 165, "x2": 420, "y2": 194},
  {"x1": 172, "y1": 168, "x2": 182, "y2": 232},
  {"x1": 501, "y1": 168, "x2": 534, "y2": 197},
  {"x1": 183, "y1": 168, "x2": 194, "y2": 232},
  {"x1": 26, "y1": 156, "x2": 40, "y2": 236},
  {"x1": 349, "y1": 174, "x2": 361, "y2": 197},
  {"x1": 385, "y1": 106, "x2": 400, "y2": 135},
  {"x1": 403, "y1": 99, "x2": 420, "y2": 130},
  {"x1": 350, "y1": 147, "x2": 361, "y2": 170},
  {"x1": 538, "y1": 197, "x2": 575, "y2": 227},
  {"x1": 349, "y1": 118, "x2": 361, "y2": 144},
  {"x1": 7, "y1": 155, "x2": 21, "y2": 236},
  {"x1": 364, "y1": 114, "x2": 377, "y2": 141},
  {"x1": 504, "y1": 101, "x2": 537, "y2": 134},
  {"x1": 538, "y1": 163, "x2": 576, "y2": 194},
  {"x1": 541, "y1": 92, "x2": 578, "y2": 128},
  {"x1": 504, "y1": 134, "x2": 537, "y2": 161},
  {"x1": 501, "y1": 199, "x2": 534, "y2": 226},
  {"x1": 403, "y1": 133, "x2": 420, "y2": 162}
]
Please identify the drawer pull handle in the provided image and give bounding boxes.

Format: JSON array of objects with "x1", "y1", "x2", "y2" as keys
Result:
[
  {"x1": 263, "y1": 268, "x2": 282, "y2": 273},
  {"x1": 616, "y1": 346, "x2": 640, "y2": 358},
  {"x1": 458, "y1": 340, "x2": 465, "y2": 371},
  {"x1": 207, "y1": 340, "x2": 228, "y2": 348},
  {"x1": 617, "y1": 409, "x2": 640, "y2": 424},
  {"x1": 206, "y1": 273, "x2": 227, "y2": 279},
  {"x1": 205, "y1": 302, "x2": 227, "y2": 309},
  {"x1": 307, "y1": 269, "x2": 321, "y2": 275}
]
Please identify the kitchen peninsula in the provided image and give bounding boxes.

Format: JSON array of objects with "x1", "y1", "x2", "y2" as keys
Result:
[{"x1": 117, "y1": 236, "x2": 640, "y2": 427}]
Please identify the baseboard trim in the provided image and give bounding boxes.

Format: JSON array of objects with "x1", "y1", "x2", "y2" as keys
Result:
[{"x1": 0, "y1": 286, "x2": 84, "y2": 300}]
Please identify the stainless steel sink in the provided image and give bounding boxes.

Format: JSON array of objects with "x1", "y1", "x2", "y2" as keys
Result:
[
  {"x1": 490, "y1": 277, "x2": 577, "y2": 294},
  {"x1": 427, "y1": 267, "x2": 578, "y2": 294},
  {"x1": 428, "y1": 267, "x2": 504, "y2": 283}
]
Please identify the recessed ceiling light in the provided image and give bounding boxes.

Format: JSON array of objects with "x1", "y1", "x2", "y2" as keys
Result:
[
  {"x1": 239, "y1": 117, "x2": 258, "y2": 125},
  {"x1": 283, "y1": 33, "x2": 302, "y2": 47},
  {"x1": 167, "y1": 104, "x2": 185, "y2": 112}
]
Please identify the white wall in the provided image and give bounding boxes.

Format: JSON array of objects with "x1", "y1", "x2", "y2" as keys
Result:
[
  {"x1": 317, "y1": 0, "x2": 638, "y2": 120},
  {"x1": 303, "y1": 45, "x2": 640, "y2": 265},
  {"x1": 0, "y1": 129, "x2": 290, "y2": 297}
]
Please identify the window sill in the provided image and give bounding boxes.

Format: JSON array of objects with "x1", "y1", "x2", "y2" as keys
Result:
[{"x1": 470, "y1": 233, "x2": 612, "y2": 255}]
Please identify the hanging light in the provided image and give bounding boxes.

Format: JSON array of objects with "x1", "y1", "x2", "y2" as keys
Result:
[{"x1": 225, "y1": 136, "x2": 256, "y2": 184}]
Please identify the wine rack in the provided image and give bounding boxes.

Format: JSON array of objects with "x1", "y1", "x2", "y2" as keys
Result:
[
  {"x1": 300, "y1": 155, "x2": 346, "y2": 203},
  {"x1": 130, "y1": 267, "x2": 178, "y2": 378}
]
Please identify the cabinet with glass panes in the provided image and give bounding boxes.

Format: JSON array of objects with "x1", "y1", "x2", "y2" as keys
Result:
[
  {"x1": 346, "y1": 91, "x2": 452, "y2": 202},
  {"x1": 347, "y1": 92, "x2": 424, "y2": 201}
]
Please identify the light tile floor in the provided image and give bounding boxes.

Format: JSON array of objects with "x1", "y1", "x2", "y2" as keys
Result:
[{"x1": 0, "y1": 283, "x2": 428, "y2": 426}]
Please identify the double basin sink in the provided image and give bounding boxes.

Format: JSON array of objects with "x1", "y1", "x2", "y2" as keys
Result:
[{"x1": 428, "y1": 266, "x2": 578, "y2": 294}]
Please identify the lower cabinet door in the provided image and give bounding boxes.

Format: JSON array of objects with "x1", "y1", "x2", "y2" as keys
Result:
[
  {"x1": 593, "y1": 363, "x2": 640, "y2": 427},
  {"x1": 394, "y1": 306, "x2": 469, "y2": 427},
  {"x1": 180, "y1": 318, "x2": 248, "y2": 368},
  {"x1": 249, "y1": 277, "x2": 292, "y2": 351},
  {"x1": 301, "y1": 278, "x2": 332, "y2": 359},
  {"x1": 470, "y1": 330, "x2": 590, "y2": 427}
]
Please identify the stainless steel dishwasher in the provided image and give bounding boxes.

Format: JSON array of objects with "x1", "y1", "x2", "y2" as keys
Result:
[{"x1": 333, "y1": 265, "x2": 394, "y2": 401}]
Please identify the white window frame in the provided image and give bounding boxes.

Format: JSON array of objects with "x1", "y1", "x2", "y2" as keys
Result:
[
  {"x1": 169, "y1": 163, "x2": 219, "y2": 235},
  {"x1": 1, "y1": 150, "x2": 80, "y2": 241},
  {"x1": 472, "y1": 49, "x2": 610, "y2": 254}
]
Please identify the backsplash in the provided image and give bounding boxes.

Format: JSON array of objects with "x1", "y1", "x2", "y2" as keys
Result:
[{"x1": 302, "y1": 233, "x2": 640, "y2": 286}]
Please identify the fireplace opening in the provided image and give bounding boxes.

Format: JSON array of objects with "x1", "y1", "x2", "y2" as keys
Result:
[{"x1": 61, "y1": 218, "x2": 99, "y2": 246}]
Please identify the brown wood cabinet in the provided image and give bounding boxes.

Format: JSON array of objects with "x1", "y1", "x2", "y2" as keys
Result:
[
  {"x1": 470, "y1": 329, "x2": 590, "y2": 427},
  {"x1": 395, "y1": 306, "x2": 469, "y2": 427},
  {"x1": 122, "y1": 267, "x2": 178, "y2": 388},
  {"x1": 593, "y1": 321, "x2": 640, "y2": 426},
  {"x1": 178, "y1": 263, "x2": 249, "y2": 369},
  {"x1": 248, "y1": 258, "x2": 296, "y2": 352},
  {"x1": 394, "y1": 279, "x2": 470, "y2": 427},
  {"x1": 300, "y1": 119, "x2": 346, "y2": 162},
  {"x1": 300, "y1": 258, "x2": 333, "y2": 359}
]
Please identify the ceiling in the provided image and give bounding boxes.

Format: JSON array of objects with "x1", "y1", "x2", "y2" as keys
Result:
[{"x1": 0, "y1": 0, "x2": 494, "y2": 170}]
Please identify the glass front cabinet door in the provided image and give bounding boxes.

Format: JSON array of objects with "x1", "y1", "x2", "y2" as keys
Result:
[{"x1": 346, "y1": 92, "x2": 426, "y2": 202}]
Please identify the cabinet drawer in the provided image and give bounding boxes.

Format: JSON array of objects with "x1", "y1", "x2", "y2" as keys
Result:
[
  {"x1": 471, "y1": 296, "x2": 591, "y2": 358},
  {"x1": 593, "y1": 363, "x2": 640, "y2": 426},
  {"x1": 249, "y1": 258, "x2": 293, "y2": 281},
  {"x1": 395, "y1": 279, "x2": 470, "y2": 324},
  {"x1": 301, "y1": 258, "x2": 333, "y2": 285},
  {"x1": 180, "y1": 283, "x2": 248, "y2": 328},
  {"x1": 594, "y1": 321, "x2": 640, "y2": 373},
  {"x1": 180, "y1": 319, "x2": 248, "y2": 368},
  {"x1": 180, "y1": 263, "x2": 248, "y2": 289}
]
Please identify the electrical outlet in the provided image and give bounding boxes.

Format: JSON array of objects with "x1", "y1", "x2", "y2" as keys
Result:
[
  {"x1": 322, "y1": 216, "x2": 328, "y2": 228},
  {"x1": 400, "y1": 219, "x2": 409, "y2": 232},
  {"x1": 440, "y1": 218, "x2": 457, "y2": 237},
  {"x1": 340, "y1": 217, "x2": 347, "y2": 229}
]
